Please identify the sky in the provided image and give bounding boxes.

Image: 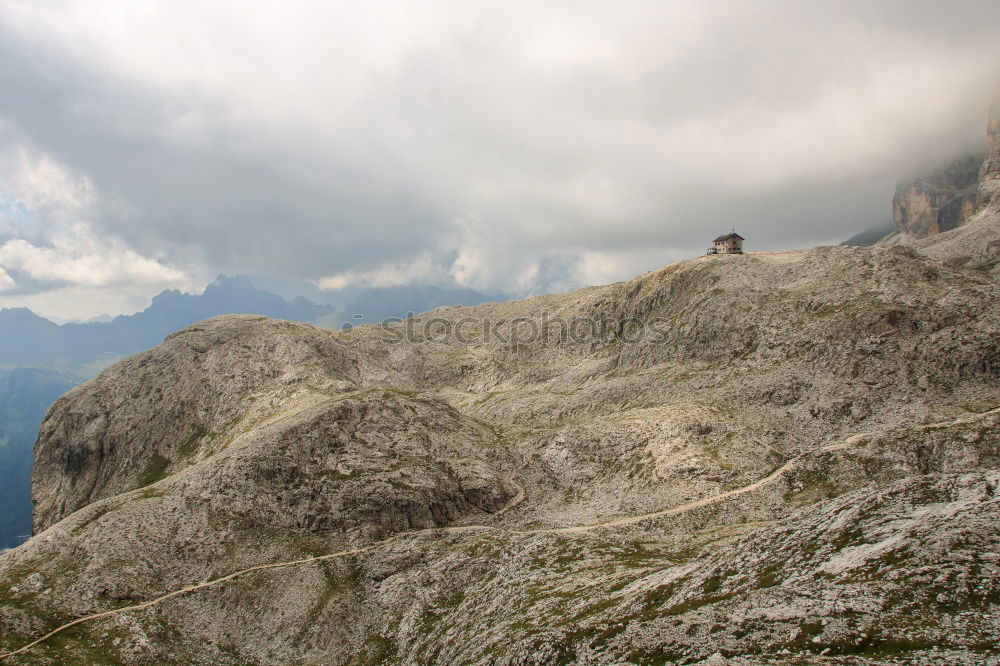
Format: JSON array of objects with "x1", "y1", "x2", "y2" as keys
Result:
[{"x1": 0, "y1": 1, "x2": 998, "y2": 320}]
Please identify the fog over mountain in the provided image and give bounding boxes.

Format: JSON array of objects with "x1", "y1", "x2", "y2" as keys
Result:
[{"x1": 1, "y1": 1, "x2": 998, "y2": 320}]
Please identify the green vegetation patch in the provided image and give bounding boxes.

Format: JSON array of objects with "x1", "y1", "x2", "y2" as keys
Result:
[
  {"x1": 137, "y1": 453, "x2": 171, "y2": 488},
  {"x1": 355, "y1": 633, "x2": 399, "y2": 665},
  {"x1": 176, "y1": 424, "x2": 208, "y2": 459}
]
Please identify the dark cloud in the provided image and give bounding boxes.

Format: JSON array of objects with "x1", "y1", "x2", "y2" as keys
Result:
[{"x1": 0, "y1": 30, "x2": 447, "y2": 275}]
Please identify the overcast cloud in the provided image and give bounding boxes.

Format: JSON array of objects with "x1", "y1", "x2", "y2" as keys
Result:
[{"x1": 0, "y1": 0, "x2": 998, "y2": 319}]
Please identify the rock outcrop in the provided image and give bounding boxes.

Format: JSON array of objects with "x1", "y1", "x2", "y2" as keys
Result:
[
  {"x1": 31, "y1": 315, "x2": 514, "y2": 538},
  {"x1": 892, "y1": 153, "x2": 982, "y2": 238},
  {"x1": 892, "y1": 102, "x2": 1000, "y2": 239},
  {"x1": 978, "y1": 102, "x2": 1000, "y2": 208}
]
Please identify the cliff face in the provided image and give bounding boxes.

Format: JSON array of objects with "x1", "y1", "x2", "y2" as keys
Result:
[
  {"x1": 1, "y1": 210, "x2": 999, "y2": 664},
  {"x1": 892, "y1": 153, "x2": 982, "y2": 238},
  {"x1": 893, "y1": 103, "x2": 1000, "y2": 238},
  {"x1": 979, "y1": 102, "x2": 1000, "y2": 208}
]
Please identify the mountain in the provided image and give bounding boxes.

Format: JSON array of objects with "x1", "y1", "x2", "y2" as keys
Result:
[
  {"x1": 0, "y1": 278, "x2": 501, "y2": 556},
  {"x1": 0, "y1": 275, "x2": 334, "y2": 554},
  {"x1": 979, "y1": 100, "x2": 1000, "y2": 208},
  {"x1": 892, "y1": 153, "x2": 983, "y2": 238},
  {"x1": 890, "y1": 102, "x2": 1000, "y2": 239},
  {"x1": 0, "y1": 194, "x2": 997, "y2": 662},
  {"x1": 2, "y1": 109, "x2": 999, "y2": 666},
  {"x1": 0, "y1": 308, "x2": 63, "y2": 366},
  {"x1": 0, "y1": 368, "x2": 81, "y2": 550}
]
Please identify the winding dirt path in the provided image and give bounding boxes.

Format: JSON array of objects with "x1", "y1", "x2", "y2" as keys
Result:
[
  {"x1": 534, "y1": 455, "x2": 801, "y2": 536},
  {"x1": 0, "y1": 539, "x2": 403, "y2": 660},
  {"x1": 2, "y1": 406, "x2": 996, "y2": 660},
  {"x1": 539, "y1": 405, "x2": 999, "y2": 535}
]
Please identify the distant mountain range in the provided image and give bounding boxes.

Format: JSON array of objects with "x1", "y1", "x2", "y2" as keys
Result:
[
  {"x1": 0, "y1": 275, "x2": 336, "y2": 376},
  {"x1": 0, "y1": 275, "x2": 503, "y2": 377}
]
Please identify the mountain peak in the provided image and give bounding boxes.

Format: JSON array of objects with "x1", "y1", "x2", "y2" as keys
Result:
[
  {"x1": 0, "y1": 307, "x2": 56, "y2": 326},
  {"x1": 206, "y1": 274, "x2": 256, "y2": 293}
]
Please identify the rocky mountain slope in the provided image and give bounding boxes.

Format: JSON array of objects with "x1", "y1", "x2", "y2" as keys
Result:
[
  {"x1": 0, "y1": 190, "x2": 997, "y2": 663},
  {"x1": 979, "y1": 102, "x2": 1000, "y2": 208},
  {"x1": 0, "y1": 276, "x2": 504, "y2": 554}
]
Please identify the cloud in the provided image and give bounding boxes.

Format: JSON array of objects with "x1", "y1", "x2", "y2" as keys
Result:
[
  {"x1": 0, "y1": 266, "x2": 14, "y2": 291},
  {"x1": 574, "y1": 249, "x2": 676, "y2": 287},
  {"x1": 0, "y1": 1, "x2": 998, "y2": 317},
  {"x1": 4, "y1": 148, "x2": 95, "y2": 214},
  {"x1": 317, "y1": 255, "x2": 436, "y2": 290},
  {"x1": 0, "y1": 223, "x2": 187, "y2": 287},
  {"x1": 0, "y1": 147, "x2": 196, "y2": 316}
]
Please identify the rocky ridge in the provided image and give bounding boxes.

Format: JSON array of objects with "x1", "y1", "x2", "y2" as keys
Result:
[{"x1": 979, "y1": 101, "x2": 1000, "y2": 208}]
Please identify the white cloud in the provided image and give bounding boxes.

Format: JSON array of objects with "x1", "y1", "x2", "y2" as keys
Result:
[
  {"x1": 0, "y1": 147, "x2": 196, "y2": 316},
  {"x1": 0, "y1": 222, "x2": 186, "y2": 287},
  {"x1": 0, "y1": 266, "x2": 15, "y2": 291},
  {"x1": 6, "y1": 148, "x2": 95, "y2": 214},
  {"x1": 317, "y1": 255, "x2": 435, "y2": 290},
  {"x1": 575, "y1": 251, "x2": 636, "y2": 287},
  {"x1": 574, "y1": 247, "x2": 692, "y2": 287},
  {"x1": 444, "y1": 217, "x2": 549, "y2": 293},
  {"x1": 449, "y1": 245, "x2": 485, "y2": 289}
]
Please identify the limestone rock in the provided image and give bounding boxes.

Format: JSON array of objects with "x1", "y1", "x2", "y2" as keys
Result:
[
  {"x1": 892, "y1": 103, "x2": 1000, "y2": 239},
  {"x1": 892, "y1": 153, "x2": 982, "y2": 238},
  {"x1": 978, "y1": 101, "x2": 1000, "y2": 209}
]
